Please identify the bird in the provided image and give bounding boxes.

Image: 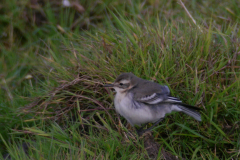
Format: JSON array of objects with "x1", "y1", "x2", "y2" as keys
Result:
[{"x1": 103, "y1": 73, "x2": 202, "y2": 136}]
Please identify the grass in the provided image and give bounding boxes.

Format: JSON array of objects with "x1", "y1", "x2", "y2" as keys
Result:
[{"x1": 0, "y1": 0, "x2": 240, "y2": 159}]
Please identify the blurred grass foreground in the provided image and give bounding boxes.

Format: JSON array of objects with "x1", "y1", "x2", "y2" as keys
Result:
[{"x1": 0, "y1": 0, "x2": 240, "y2": 159}]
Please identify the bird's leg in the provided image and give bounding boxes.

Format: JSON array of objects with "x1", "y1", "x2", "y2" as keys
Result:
[
  {"x1": 137, "y1": 118, "x2": 164, "y2": 136},
  {"x1": 136, "y1": 123, "x2": 148, "y2": 135}
]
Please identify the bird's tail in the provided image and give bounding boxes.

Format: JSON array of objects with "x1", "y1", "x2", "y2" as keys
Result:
[{"x1": 175, "y1": 103, "x2": 202, "y2": 121}]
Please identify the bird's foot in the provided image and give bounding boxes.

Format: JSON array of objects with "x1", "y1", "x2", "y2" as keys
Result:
[
  {"x1": 137, "y1": 129, "x2": 152, "y2": 137},
  {"x1": 137, "y1": 129, "x2": 144, "y2": 136}
]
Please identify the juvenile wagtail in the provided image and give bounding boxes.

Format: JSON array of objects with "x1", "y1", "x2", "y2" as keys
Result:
[{"x1": 104, "y1": 73, "x2": 201, "y2": 135}]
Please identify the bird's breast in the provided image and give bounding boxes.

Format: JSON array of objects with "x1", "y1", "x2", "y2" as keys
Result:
[
  {"x1": 114, "y1": 92, "x2": 131, "y2": 117},
  {"x1": 114, "y1": 92, "x2": 157, "y2": 126}
]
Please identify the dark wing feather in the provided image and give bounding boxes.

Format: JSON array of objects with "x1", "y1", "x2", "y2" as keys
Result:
[
  {"x1": 132, "y1": 79, "x2": 183, "y2": 105},
  {"x1": 135, "y1": 93, "x2": 182, "y2": 104}
]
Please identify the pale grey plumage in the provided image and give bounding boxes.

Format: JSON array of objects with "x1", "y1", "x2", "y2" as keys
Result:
[{"x1": 104, "y1": 72, "x2": 201, "y2": 134}]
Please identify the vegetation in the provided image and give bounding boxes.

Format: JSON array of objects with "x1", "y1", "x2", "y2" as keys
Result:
[{"x1": 1, "y1": 0, "x2": 240, "y2": 159}]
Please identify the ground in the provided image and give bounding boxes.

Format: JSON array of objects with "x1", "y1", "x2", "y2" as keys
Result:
[{"x1": 0, "y1": 0, "x2": 240, "y2": 159}]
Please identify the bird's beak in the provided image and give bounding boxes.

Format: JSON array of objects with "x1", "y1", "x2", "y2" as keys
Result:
[{"x1": 103, "y1": 83, "x2": 115, "y2": 88}]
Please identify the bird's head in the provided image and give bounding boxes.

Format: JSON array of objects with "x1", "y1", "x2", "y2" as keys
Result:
[{"x1": 103, "y1": 73, "x2": 138, "y2": 93}]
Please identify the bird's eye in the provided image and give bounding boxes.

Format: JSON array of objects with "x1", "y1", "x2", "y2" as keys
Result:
[{"x1": 119, "y1": 83, "x2": 123, "y2": 86}]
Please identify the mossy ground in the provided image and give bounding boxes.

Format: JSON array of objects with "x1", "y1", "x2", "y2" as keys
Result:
[{"x1": 1, "y1": 0, "x2": 240, "y2": 159}]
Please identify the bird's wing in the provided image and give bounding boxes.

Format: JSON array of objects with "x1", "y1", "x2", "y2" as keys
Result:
[
  {"x1": 133, "y1": 84, "x2": 182, "y2": 105},
  {"x1": 135, "y1": 93, "x2": 182, "y2": 104}
]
